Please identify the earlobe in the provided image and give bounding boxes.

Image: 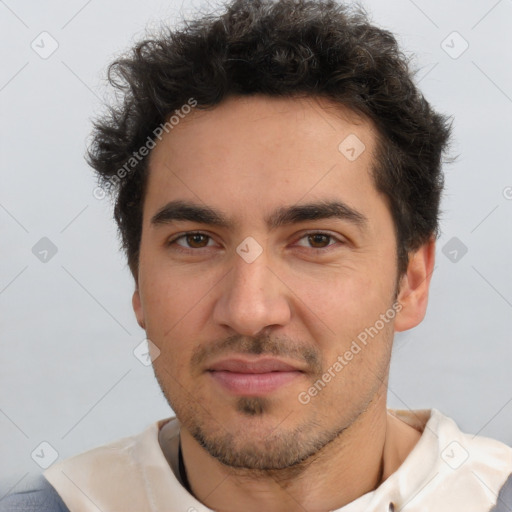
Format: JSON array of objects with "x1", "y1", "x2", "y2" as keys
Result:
[
  {"x1": 394, "y1": 237, "x2": 436, "y2": 333},
  {"x1": 132, "y1": 289, "x2": 146, "y2": 330}
]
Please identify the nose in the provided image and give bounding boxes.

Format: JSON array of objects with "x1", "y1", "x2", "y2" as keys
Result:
[{"x1": 212, "y1": 247, "x2": 292, "y2": 336}]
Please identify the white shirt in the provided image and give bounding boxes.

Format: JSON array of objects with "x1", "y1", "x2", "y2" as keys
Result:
[{"x1": 43, "y1": 408, "x2": 512, "y2": 511}]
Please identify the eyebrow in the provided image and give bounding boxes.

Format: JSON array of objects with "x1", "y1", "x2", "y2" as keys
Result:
[{"x1": 150, "y1": 199, "x2": 368, "y2": 231}]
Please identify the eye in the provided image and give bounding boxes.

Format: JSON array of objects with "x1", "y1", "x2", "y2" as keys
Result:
[
  {"x1": 294, "y1": 232, "x2": 343, "y2": 249},
  {"x1": 167, "y1": 231, "x2": 344, "y2": 253},
  {"x1": 168, "y1": 232, "x2": 216, "y2": 249}
]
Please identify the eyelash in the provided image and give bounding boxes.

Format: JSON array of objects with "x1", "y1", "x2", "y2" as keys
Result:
[{"x1": 166, "y1": 230, "x2": 345, "y2": 253}]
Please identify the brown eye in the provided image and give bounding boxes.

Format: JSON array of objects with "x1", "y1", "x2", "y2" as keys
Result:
[
  {"x1": 185, "y1": 233, "x2": 210, "y2": 248},
  {"x1": 170, "y1": 232, "x2": 214, "y2": 249},
  {"x1": 307, "y1": 234, "x2": 331, "y2": 248},
  {"x1": 295, "y1": 232, "x2": 342, "y2": 250}
]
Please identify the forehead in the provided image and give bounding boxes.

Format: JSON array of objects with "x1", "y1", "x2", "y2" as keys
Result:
[{"x1": 145, "y1": 94, "x2": 382, "y2": 226}]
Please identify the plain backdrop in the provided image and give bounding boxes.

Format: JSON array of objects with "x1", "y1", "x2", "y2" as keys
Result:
[{"x1": 1, "y1": 0, "x2": 512, "y2": 495}]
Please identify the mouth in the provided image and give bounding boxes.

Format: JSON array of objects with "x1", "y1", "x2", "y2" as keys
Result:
[{"x1": 207, "y1": 357, "x2": 305, "y2": 396}]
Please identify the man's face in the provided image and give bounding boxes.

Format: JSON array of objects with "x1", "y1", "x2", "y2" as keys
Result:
[{"x1": 133, "y1": 95, "x2": 404, "y2": 470}]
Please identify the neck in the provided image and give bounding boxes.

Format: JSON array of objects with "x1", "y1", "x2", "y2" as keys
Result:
[{"x1": 171, "y1": 390, "x2": 421, "y2": 512}]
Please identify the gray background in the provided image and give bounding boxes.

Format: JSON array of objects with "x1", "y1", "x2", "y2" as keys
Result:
[{"x1": 1, "y1": 0, "x2": 511, "y2": 496}]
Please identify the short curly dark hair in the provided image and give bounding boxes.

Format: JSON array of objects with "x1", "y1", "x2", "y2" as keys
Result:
[{"x1": 87, "y1": 0, "x2": 452, "y2": 280}]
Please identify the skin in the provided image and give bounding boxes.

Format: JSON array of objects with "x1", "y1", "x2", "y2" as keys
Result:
[{"x1": 132, "y1": 94, "x2": 435, "y2": 512}]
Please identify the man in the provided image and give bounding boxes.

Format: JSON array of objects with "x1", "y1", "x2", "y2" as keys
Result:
[{"x1": 2, "y1": 0, "x2": 511, "y2": 510}]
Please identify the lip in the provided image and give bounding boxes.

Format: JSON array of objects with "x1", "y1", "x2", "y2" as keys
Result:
[
  {"x1": 208, "y1": 357, "x2": 302, "y2": 373},
  {"x1": 207, "y1": 357, "x2": 305, "y2": 396}
]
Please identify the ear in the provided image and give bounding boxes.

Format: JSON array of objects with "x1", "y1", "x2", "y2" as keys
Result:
[
  {"x1": 394, "y1": 237, "x2": 436, "y2": 332},
  {"x1": 132, "y1": 288, "x2": 146, "y2": 330}
]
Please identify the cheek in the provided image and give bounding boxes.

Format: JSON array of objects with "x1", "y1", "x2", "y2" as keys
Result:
[
  {"x1": 143, "y1": 276, "x2": 200, "y2": 383},
  {"x1": 287, "y1": 266, "x2": 393, "y2": 337},
  {"x1": 138, "y1": 241, "x2": 222, "y2": 332}
]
